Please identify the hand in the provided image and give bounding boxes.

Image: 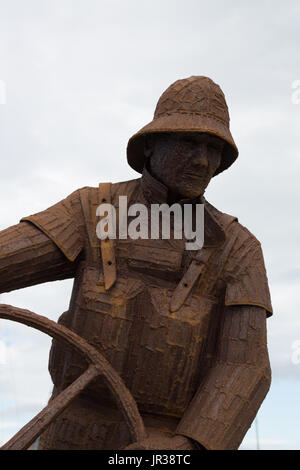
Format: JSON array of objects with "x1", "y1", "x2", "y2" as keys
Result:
[{"x1": 124, "y1": 429, "x2": 198, "y2": 450}]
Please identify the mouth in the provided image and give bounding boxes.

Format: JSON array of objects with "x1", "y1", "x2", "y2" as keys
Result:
[
  {"x1": 183, "y1": 172, "x2": 208, "y2": 182},
  {"x1": 184, "y1": 165, "x2": 208, "y2": 176}
]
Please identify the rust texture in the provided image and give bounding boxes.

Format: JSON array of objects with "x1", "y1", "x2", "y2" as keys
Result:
[
  {"x1": 0, "y1": 304, "x2": 146, "y2": 450},
  {"x1": 0, "y1": 76, "x2": 272, "y2": 450}
]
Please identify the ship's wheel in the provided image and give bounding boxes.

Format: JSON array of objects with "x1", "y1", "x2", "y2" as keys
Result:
[{"x1": 0, "y1": 304, "x2": 147, "y2": 450}]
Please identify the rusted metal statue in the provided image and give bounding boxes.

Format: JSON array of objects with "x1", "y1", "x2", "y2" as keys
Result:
[{"x1": 0, "y1": 76, "x2": 272, "y2": 450}]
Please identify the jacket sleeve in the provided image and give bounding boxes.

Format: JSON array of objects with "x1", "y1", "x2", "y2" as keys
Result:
[
  {"x1": 0, "y1": 189, "x2": 84, "y2": 293},
  {"x1": 20, "y1": 189, "x2": 84, "y2": 262},
  {"x1": 224, "y1": 239, "x2": 273, "y2": 317},
  {"x1": 0, "y1": 222, "x2": 77, "y2": 293},
  {"x1": 175, "y1": 305, "x2": 271, "y2": 450}
]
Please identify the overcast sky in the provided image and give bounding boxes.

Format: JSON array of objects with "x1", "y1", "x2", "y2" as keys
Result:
[{"x1": 0, "y1": 0, "x2": 300, "y2": 450}]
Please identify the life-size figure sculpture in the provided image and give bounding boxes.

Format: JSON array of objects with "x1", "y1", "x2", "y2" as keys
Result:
[{"x1": 0, "y1": 76, "x2": 272, "y2": 450}]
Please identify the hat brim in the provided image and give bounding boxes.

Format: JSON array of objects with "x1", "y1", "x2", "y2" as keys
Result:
[{"x1": 127, "y1": 112, "x2": 238, "y2": 176}]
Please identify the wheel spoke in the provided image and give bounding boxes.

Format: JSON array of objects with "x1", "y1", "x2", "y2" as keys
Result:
[
  {"x1": 0, "y1": 304, "x2": 147, "y2": 449},
  {"x1": 1, "y1": 365, "x2": 99, "y2": 450}
]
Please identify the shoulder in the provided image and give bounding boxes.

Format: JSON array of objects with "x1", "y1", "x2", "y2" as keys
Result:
[
  {"x1": 111, "y1": 177, "x2": 141, "y2": 200},
  {"x1": 204, "y1": 199, "x2": 267, "y2": 278},
  {"x1": 73, "y1": 178, "x2": 141, "y2": 207},
  {"x1": 204, "y1": 198, "x2": 262, "y2": 248},
  {"x1": 205, "y1": 201, "x2": 273, "y2": 317}
]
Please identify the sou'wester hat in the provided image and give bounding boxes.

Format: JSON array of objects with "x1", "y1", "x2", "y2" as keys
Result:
[{"x1": 127, "y1": 76, "x2": 238, "y2": 176}]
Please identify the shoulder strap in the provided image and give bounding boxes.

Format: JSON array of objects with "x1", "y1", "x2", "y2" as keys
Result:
[
  {"x1": 99, "y1": 182, "x2": 117, "y2": 290},
  {"x1": 169, "y1": 246, "x2": 216, "y2": 312}
]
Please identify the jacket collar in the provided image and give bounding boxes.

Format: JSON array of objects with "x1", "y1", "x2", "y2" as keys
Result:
[{"x1": 140, "y1": 166, "x2": 226, "y2": 247}]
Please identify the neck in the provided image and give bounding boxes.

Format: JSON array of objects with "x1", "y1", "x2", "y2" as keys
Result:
[{"x1": 143, "y1": 165, "x2": 203, "y2": 205}]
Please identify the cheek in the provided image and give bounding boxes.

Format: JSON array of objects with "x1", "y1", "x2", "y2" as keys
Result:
[
  {"x1": 172, "y1": 144, "x2": 195, "y2": 169},
  {"x1": 163, "y1": 148, "x2": 190, "y2": 174},
  {"x1": 213, "y1": 150, "x2": 222, "y2": 166}
]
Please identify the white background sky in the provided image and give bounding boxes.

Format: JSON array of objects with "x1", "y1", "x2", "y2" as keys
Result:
[{"x1": 0, "y1": 0, "x2": 299, "y2": 450}]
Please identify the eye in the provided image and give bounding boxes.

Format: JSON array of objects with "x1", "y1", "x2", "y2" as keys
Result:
[
  {"x1": 208, "y1": 137, "x2": 224, "y2": 150},
  {"x1": 181, "y1": 137, "x2": 197, "y2": 145},
  {"x1": 208, "y1": 145, "x2": 222, "y2": 152}
]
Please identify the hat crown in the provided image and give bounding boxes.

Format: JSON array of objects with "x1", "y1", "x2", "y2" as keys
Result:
[
  {"x1": 127, "y1": 75, "x2": 238, "y2": 175},
  {"x1": 154, "y1": 76, "x2": 230, "y2": 125}
]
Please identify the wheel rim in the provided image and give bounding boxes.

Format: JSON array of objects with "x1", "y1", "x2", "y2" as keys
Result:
[{"x1": 0, "y1": 303, "x2": 146, "y2": 450}]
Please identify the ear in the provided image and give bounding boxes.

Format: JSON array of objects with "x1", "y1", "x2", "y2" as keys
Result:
[{"x1": 144, "y1": 134, "x2": 154, "y2": 158}]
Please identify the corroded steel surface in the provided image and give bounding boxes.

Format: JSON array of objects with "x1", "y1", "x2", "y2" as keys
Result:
[
  {"x1": 127, "y1": 76, "x2": 238, "y2": 175},
  {"x1": 0, "y1": 76, "x2": 273, "y2": 450},
  {"x1": 0, "y1": 304, "x2": 146, "y2": 450}
]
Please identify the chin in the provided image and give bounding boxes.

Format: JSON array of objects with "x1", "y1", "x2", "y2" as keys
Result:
[
  {"x1": 179, "y1": 190, "x2": 202, "y2": 200},
  {"x1": 177, "y1": 178, "x2": 207, "y2": 200},
  {"x1": 180, "y1": 185, "x2": 205, "y2": 199}
]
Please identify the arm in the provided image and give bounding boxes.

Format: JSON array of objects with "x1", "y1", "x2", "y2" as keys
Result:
[
  {"x1": 125, "y1": 305, "x2": 270, "y2": 450},
  {"x1": 0, "y1": 221, "x2": 78, "y2": 294},
  {"x1": 175, "y1": 305, "x2": 271, "y2": 450}
]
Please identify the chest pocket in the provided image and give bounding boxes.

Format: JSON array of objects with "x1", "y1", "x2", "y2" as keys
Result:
[
  {"x1": 79, "y1": 264, "x2": 145, "y2": 313},
  {"x1": 117, "y1": 237, "x2": 185, "y2": 282}
]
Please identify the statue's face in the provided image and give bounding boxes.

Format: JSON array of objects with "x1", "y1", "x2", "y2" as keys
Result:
[{"x1": 146, "y1": 132, "x2": 224, "y2": 199}]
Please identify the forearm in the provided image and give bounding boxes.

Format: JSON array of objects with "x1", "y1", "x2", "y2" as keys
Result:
[
  {"x1": 176, "y1": 306, "x2": 271, "y2": 450},
  {"x1": 176, "y1": 361, "x2": 270, "y2": 449},
  {"x1": 0, "y1": 221, "x2": 77, "y2": 293}
]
